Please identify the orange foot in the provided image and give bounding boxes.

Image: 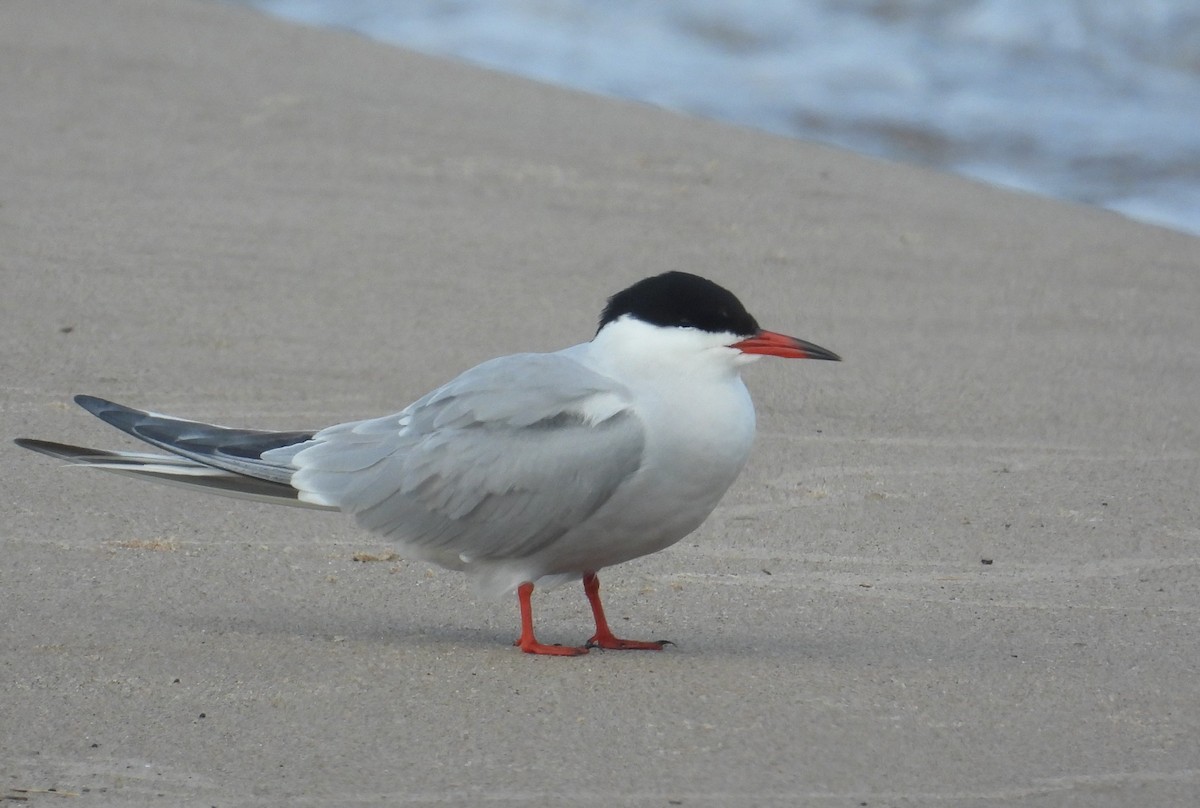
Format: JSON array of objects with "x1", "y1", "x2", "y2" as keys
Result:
[
  {"x1": 514, "y1": 581, "x2": 589, "y2": 655},
  {"x1": 514, "y1": 637, "x2": 589, "y2": 656},
  {"x1": 586, "y1": 630, "x2": 672, "y2": 651},
  {"x1": 582, "y1": 572, "x2": 672, "y2": 651}
]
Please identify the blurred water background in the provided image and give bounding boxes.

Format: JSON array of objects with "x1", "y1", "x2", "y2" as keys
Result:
[{"x1": 234, "y1": 0, "x2": 1200, "y2": 236}]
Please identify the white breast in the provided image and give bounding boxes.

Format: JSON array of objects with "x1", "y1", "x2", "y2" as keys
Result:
[{"x1": 521, "y1": 320, "x2": 760, "y2": 577}]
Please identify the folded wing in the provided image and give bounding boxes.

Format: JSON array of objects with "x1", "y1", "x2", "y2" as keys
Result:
[{"x1": 281, "y1": 352, "x2": 646, "y2": 563}]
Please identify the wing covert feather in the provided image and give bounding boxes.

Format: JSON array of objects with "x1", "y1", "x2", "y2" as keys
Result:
[{"x1": 287, "y1": 353, "x2": 646, "y2": 562}]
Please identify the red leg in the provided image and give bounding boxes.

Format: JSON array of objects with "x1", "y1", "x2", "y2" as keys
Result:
[
  {"x1": 583, "y1": 572, "x2": 670, "y2": 650},
  {"x1": 514, "y1": 582, "x2": 589, "y2": 656}
]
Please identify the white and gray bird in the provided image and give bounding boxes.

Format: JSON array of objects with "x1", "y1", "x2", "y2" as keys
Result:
[{"x1": 17, "y1": 272, "x2": 839, "y2": 655}]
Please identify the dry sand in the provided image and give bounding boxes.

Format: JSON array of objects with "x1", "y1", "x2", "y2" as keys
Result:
[{"x1": 3, "y1": 1, "x2": 1199, "y2": 805}]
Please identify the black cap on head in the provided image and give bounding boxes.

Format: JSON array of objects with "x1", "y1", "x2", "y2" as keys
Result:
[{"x1": 599, "y1": 272, "x2": 760, "y2": 337}]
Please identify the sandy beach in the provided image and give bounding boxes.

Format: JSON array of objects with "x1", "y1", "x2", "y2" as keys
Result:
[{"x1": 3, "y1": 1, "x2": 1199, "y2": 805}]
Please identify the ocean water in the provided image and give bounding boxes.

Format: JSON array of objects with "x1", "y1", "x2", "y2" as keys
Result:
[{"x1": 235, "y1": 0, "x2": 1200, "y2": 237}]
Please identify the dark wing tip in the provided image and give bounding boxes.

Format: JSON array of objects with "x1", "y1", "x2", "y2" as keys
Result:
[{"x1": 74, "y1": 394, "x2": 123, "y2": 417}]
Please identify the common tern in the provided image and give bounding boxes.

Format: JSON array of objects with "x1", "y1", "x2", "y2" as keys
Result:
[{"x1": 17, "y1": 271, "x2": 839, "y2": 655}]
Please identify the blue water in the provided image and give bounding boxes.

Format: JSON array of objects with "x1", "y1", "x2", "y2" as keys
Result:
[{"x1": 235, "y1": 0, "x2": 1200, "y2": 237}]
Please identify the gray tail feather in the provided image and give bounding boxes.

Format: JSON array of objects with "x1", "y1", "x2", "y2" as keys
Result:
[
  {"x1": 14, "y1": 396, "x2": 332, "y2": 510},
  {"x1": 14, "y1": 438, "x2": 329, "y2": 508},
  {"x1": 14, "y1": 438, "x2": 334, "y2": 508}
]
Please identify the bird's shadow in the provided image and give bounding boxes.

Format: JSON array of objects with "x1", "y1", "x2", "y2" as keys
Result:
[
  {"x1": 167, "y1": 600, "x2": 516, "y2": 653},
  {"x1": 162, "y1": 600, "x2": 875, "y2": 663}
]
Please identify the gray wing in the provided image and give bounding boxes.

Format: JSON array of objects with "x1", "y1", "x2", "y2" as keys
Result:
[
  {"x1": 276, "y1": 352, "x2": 646, "y2": 563},
  {"x1": 72, "y1": 395, "x2": 315, "y2": 484}
]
